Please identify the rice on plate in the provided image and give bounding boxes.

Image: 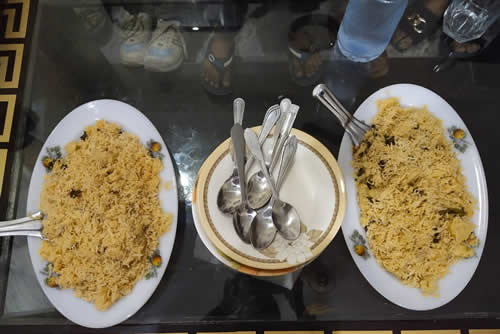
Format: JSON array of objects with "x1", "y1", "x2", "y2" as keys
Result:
[
  {"x1": 352, "y1": 98, "x2": 478, "y2": 295},
  {"x1": 39, "y1": 120, "x2": 171, "y2": 310}
]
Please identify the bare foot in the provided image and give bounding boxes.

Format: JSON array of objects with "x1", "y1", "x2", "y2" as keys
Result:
[{"x1": 451, "y1": 40, "x2": 481, "y2": 54}]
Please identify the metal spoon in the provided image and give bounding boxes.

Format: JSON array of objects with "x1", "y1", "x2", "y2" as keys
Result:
[
  {"x1": 231, "y1": 124, "x2": 256, "y2": 244},
  {"x1": 244, "y1": 129, "x2": 301, "y2": 241},
  {"x1": 216, "y1": 98, "x2": 245, "y2": 214},
  {"x1": 247, "y1": 100, "x2": 299, "y2": 209},
  {"x1": 270, "y1": 135, "x2": 301, "y2": 240},
  {"x1": 0, "y1": 211, "x2": 45, "y2": 239},
  {"x1": 217, "y1": 104, "x2": 280, "y2": 214},
  {"x1": 249, "y1": 135, "x2": 298, "y2": 249}
]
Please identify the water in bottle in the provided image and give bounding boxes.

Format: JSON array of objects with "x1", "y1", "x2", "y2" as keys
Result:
[{"x1": 337, "y1": 0, "x2": 408, "y2": 62}]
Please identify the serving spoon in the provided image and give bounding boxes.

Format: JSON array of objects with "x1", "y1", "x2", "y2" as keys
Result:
[{"x1": 312, "y1": 84, "x2": 370, "y2": 146}]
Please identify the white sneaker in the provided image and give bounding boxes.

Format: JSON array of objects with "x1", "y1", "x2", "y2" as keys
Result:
[
  {"x1": 144, "y1": 19, "x2": 187, "y2": 72},
  {"x1": 119, "y1": 13, "x2": 152, "y2": 66}
]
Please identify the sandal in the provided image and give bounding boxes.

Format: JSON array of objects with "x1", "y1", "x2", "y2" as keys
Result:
[
  {"x1": 391, "y1": 2, "x2": 445, "y2": 52},
  {"x1": 433, "y1": 35, "x2": 486, "y2": 72},
  {"x1": 288, "y1": 14, "x2": 337, "y2": 87},
  {"x1": 288, "y1": 46, "x2": 323, "y2": 87},
  {"x1": 201, "y1": 34, "x2": 235, "y2": 96}
]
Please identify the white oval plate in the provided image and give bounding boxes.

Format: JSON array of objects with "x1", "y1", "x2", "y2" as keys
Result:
[
  {"x1": 26, "y1": 100, "x2": 178, "y2": 328},
  {"x1": 338, "y1": 84, "x2": 488, "y2": 310}
]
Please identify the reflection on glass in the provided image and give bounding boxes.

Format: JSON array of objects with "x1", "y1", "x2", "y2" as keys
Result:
[{"x1": 443, "y1": 0, "x2": 500, "y2": 43}]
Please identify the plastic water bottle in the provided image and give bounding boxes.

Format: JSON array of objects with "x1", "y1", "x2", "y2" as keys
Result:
[{"x1": 337, "y1": 0, "x2": 408, "y2": 62}]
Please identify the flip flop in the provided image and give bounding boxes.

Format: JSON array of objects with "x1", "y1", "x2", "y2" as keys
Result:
[
  {"x1": 391, "y1": 4, "x2": 443, "y2": 52},
  {"x1": 433, "y1": 35, "x2": 487, "y2": 72},
  {"x1": 201, "y1": 35, "x2": 235, "y2": 96},
  {"x1": 288, "y1": 46, "x2": 323, "y2": 87},
  {"x1": 287, "y1": 14, "x2": 337, "y2": 87}
]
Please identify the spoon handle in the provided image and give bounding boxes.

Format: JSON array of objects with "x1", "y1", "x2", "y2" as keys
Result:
[
  {"x1": 244, "y1": 129, "x2": 280, "y2": 199},
  {"x1": 230, "y1": 98, "x2": 245, "y2": 164},
  {"x1": 233, "y1": 98, "x2": 245, "y2": 125},
  {"x1": 245, "y1": 104, "x2": 280, "y2": 172},
  {"x1": 0, "y1": 211, "x2": 43, "y2": 228},
  {"x1": 269, "y1": 104, "x2": 299, "y2": 171},
  {"x1": 0, "y1": 211, "x2": 43, "y2": 239},
  {"x1": 259, "y1": 105, "x2": 281, "y2": 144},
  {"x1": 0, "y1": 230, "x2": 44, "y2": 239},
  {"x1": 279, "y1": 98, "x2": 291, "y2": 122},
  {"x1": 267, "y1": 99, "x2": 290, "y2": 165},
  {"x1": 276, "y1": 135, "x2": 298, "y2": 191},
  {"x1": 231, "y1": 124, "x2": 248, "y2": 203}
]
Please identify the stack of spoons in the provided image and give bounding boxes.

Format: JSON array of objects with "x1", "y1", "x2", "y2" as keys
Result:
[
  {"x1": 217, "y1": 98, "x2": 302, "y2": 250},
  {"x1": 193, "y1": 96, "x2": 347, "y2": 274}
]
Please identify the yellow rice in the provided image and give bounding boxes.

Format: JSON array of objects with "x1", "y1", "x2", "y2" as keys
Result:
[
  {"x1": 39, "y1": 120, "x2": 171, "y2": 310},
  {"x1": 352, "y1": 98, "x2": 477, "y2": 295}
]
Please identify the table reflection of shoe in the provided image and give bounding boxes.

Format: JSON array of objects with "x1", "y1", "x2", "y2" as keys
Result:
[
  {"x1": 119, "y1": 13, "x2": 152, "y2": 66},
  {"x1": 144, "y1": 20, "x2": 187, "y2": 72},
  {"x1": 73, "y1": 6, "x2": 107, "y2": 35}
]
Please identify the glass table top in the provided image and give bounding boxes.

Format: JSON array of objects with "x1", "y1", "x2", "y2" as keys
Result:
[{"x1": 1, "y1": 0, "x2": 500, "y2": 328}]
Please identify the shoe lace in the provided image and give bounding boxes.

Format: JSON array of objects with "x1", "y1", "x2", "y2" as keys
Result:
[
  {"x1": 166, "y1": 27, "x2": 182, "y2": 46},
  {"x1": 119, "y1": 15, "x2": 145, "y2": 40}
]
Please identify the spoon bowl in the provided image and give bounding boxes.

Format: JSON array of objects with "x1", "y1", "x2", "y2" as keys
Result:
[
  {"x1": 250, "y1": 205, "x2": 276, "y2": 249},
  {"x1": 244, "y1": 129, "x2": 301, "y2": 245},
  {"x1": 272, "y1": 200, "x2": 301, "y2": 240},
  {"x1": 234, "y1": 205, "x2": 257, "y2": 244},
  {"x1": 249, "y1": 134, "x2": 298, "y2": 249},
  {"x1": 247, "y1": 173, "x2": 272, "y2": 210},
  {"x1": 217, "y1": 175, "x2": 241, "y2": 214}
]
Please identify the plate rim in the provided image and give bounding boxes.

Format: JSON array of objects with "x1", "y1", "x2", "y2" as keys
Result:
[
  {"x1": 25, "y1": 99, "x2": 178, "y2": 328},
  {"x1": 195, "y1": 127, "x2": 347, "y2": 270},
  {"x1": 338, "y1": 83, "x2": 489, "y2": 310}
]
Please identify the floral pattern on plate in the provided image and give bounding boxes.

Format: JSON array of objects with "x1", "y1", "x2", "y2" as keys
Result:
[
  {"x1": 259, "y1": 225, "x2": 323, "y2": 265},
  {"x1": 350, "y1": 229, "x2": 369, "y2": 259},
  {"x1": 448, "y1": 126, "x2": 469, "y2": 153}
]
